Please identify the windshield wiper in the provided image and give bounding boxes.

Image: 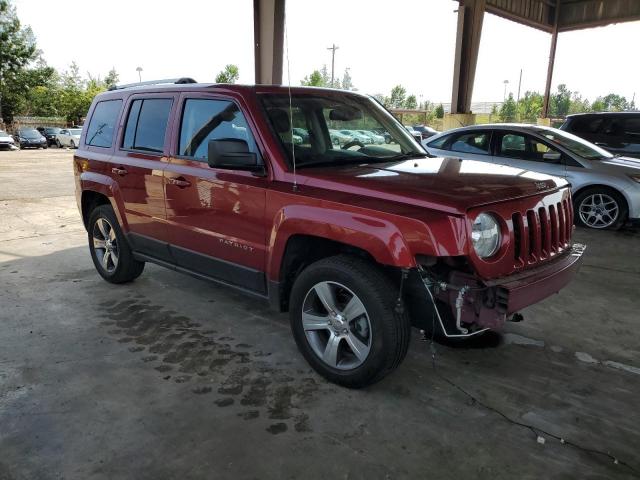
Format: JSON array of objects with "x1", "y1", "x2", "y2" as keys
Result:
[{"x1": 383, "y1": 151, "x2": 432, "y2": 161}]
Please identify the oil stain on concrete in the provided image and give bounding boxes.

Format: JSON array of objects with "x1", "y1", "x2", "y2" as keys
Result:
[{"x1": 97, "y1": 295, "x2": 327, "y2": 435}]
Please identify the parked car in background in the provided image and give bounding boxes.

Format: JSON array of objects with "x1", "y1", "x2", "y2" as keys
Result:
[
  {"x1": 338, "y1": 129, "x2": 373, "y2": 145},
  {"x1": 329, "y1": 129, "x2": 352, "y2": 146},
  {"x1": 372, "y1": 128, "x2": 393, "y2": 144},
  {"x1": 357, "y1": 130, "x2": 385, "y2": 144},
  {"x1": 424, "y1": 124, "x2": 640, "y2": 230},
  {"x1": 561, "y1": 112, "x2": 640, "y2": 159},
  {"x1": 14, "y1": 128, "x2": 48, "y2": 149},
  {"x1": 37, "y1": 127, "x2": 62, "y2": 147},
  {"x1": 0, "y1": 130, "x2": 17, "y2": 150},
  {"x1": 56, "y1": 128, "x2": 82, "y2": 148},
  {"x1": 75, "y1": 82, "x2": 583, "y2": 387},
  {"x1": 292, "y1": 127, "x2": 310, "y2": 144},
  {"x1": 403, "y1": 125, "x2": 423, "y2": 143},
  {"x1": 413, "y1": 125, "x2": 438, "y2": 140}
]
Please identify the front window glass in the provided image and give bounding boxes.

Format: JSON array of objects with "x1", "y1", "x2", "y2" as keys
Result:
[
  {"x1": 178, "y1": 99, "x2": 257, "y2": 160},
  {"x1": 540, "y1": 128, "x2": 612, "y2": 160},
  {"x1": 498, "y1": 132, "x2": 561, "y2": 162},
  {"x1": 260, "y1": 93, "x2": 423, "y2": 168}
]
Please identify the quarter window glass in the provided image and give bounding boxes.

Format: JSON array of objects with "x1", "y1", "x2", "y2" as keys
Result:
[
  {"x1": 123, "y1": 98, "x2": 172, "y2": 153},
  {"x1": 450, "y1": 132, "x2": 490, "y2": 154},
  {"x1": 179, "y1": 99, "x2": 257, "y2": 160},
  {"x1": 86, "y1": 99, "x2": 122, "y2": 147}
]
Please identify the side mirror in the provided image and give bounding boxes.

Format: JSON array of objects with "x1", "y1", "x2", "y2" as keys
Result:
[
  {"x1": 543, "y1": 151, "x2": 561, "y2": 162},
  {"x1": 207, "y1": 138, "x2": 262, "y2": 172}
]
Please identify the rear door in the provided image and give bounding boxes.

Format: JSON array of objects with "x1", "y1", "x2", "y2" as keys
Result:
[
  {"x1": 110, "y1": 93, "x2": 176, "y2": 259},
  {"x1": 163, "y1": 93, "x2": 268, "y2": 294}
]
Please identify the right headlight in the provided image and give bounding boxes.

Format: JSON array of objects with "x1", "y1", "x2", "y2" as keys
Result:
[{"x1": 472, "y1": 213, "x2": 500, "y2": 259}]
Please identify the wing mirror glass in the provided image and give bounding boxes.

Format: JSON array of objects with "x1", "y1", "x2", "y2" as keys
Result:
[{"x1": 207, "y1": 138, "x2": 263, "y2": 174}]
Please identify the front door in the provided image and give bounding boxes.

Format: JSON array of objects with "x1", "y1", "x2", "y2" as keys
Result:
[
  {"x1": 493, "y1": 131, "x2": 566, "y2": 178},
  {"x1": 164, "y1": 94, "x2": 268, "y2": 294}
]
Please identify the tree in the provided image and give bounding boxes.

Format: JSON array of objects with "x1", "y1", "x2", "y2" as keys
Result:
[
  {"x1": 215, "y1": 64, "x2": 239, "y2": 84},
  {"x1": 517, "y1": 91, "x2": 543, "y2": 122},
  {"x1": 499, "y1": 93, "x2": 517, "y2": 122},
  {"x1": 341, "y1": 68, "x2": 354, "y2": 91},
  {"x1": 592, "y1": 93, "x2": 630, "y2": 112},
  {"x1": 490, "y1": 104, "x2": 498, "y2": 118},
  {"x1": 389, "y1": 85, "x2": 406, "y2": 109},
  {"x1": 550, "y1": 84, "x2": 572, "y2": 117},
  {"x1": 405, "y1": 94, "x2": 417, "y2": 109},
  {"x1": 301, "y1": 70, "x2": 325, "y2": 87},
  {"x1": 435, "y1": 104, "x2": 445, "y2": 119},
  {"x1": 0, "y1": 0, "x2": 38, "y2": 123},
  {"x1": 104, "y1": 68, "x2": 119, "y2": 90}
]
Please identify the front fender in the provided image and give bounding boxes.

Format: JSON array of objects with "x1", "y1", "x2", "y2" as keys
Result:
[
  {"x1": 80, "y1": 172, "x2": 129, "y2": 232},
  {"x1": 267, "y1": 205, "x2": 419, "y2": 280}
]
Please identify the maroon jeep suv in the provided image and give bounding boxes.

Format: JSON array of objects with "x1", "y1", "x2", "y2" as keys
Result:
[{"x1": 74, "y1": 79, "x2": 585, "y2": 387}]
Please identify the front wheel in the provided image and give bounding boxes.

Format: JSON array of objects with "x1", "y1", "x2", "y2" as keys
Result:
[
  {"x1": 70, "y1": 139, "x2": 76, "y2": 149},
  {"x1": 289, "y1": 255, "x2": 411, "y2": 388},
  {"x1": 88, "y1": 205, "x2": 144, "y2": 283},
  {"x1": 56, "y1": 139, "x2": 62, "y2": 148},
  {"x1": 574, "y1": 188, "x2": 627, "y2": 230}
]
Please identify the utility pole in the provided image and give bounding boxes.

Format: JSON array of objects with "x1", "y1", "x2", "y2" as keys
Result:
[
  {"x1": 516, "y1": 69, "x2": 522, "y2": 120},
  {"x1": 327, "y1": 44, "x2": 339, "y2": 87}
]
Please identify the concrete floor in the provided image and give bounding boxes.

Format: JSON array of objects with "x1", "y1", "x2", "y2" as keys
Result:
[{"x1": 1, "y1": 148, "x2": 639, "y2": 480}]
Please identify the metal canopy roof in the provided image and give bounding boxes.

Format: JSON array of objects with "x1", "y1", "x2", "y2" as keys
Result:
[{"x1": 485, "y1": 0, "x2": 640, "y2": 33}]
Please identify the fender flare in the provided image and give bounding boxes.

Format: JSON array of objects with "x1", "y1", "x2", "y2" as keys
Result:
[
  {"x1": 266, "y1": 205, "x2": 417, "y2": 281},
  {"x1": 80, "y1": 172, "x2": 129, "y2": 232}
]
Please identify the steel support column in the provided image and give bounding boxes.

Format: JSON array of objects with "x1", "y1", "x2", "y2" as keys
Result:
[
  {"x1": 450, "y1": 0, "x2": 485, "y2": 114},
  {"x1": 253, "y1": 0, "x2": 285, "y2": 85},
  {"x1": 542, "y1": 0, "x2": 561, "y2": 118}
]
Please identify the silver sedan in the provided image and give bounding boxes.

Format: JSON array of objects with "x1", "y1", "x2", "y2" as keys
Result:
[{"x1": 424, "y1": 124, "x2": 640, "y2": 230}]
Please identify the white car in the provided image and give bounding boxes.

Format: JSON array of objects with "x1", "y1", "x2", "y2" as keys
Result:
[
  {"x1": 0, "y1": 130, "x2": 17, "y2": 150},
  {"x1": 56, "y1": 128, "x2": 82, "y2": 148},
  {"x1": 357, "y1": 130, "x2": 385, "y2": 145}
]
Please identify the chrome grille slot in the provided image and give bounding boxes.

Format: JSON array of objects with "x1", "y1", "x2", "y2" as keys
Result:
[
  {"x1": 538, "y1": 207, "x2": 549, "y2": 258},
  {"x1": 512, "y1": 213, "x2": 524, "y2": 262},
  {"x1": 549, "y1": 204, "x2": 558, "y2": 252}
]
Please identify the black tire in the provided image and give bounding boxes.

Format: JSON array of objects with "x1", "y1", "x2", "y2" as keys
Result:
[
  {"x1": 70, "y1": 140, "x2": 76, "y2": 149},
  {"x1": 573, "y1": 187, "x2": 627, "y2": 230},
  {"x1": 56, "y1": 139, "x2": 62, "y2": 148},
  {"x1": 289, "y1": 255, "x2": 411, "y2": 388},
  {"x1": 88, "y1": 204, "x2": 144, "y2": 283}
]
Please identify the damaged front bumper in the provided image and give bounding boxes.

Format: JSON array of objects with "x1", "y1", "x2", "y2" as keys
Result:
[{"x1": 418, "y1": 243, "x2": 586, "y2": 337}]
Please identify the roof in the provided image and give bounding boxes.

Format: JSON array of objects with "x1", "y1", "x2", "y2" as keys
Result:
[
  {"x1": 473, "y1": 0, "x2": 640, "y2": 33},
  {"x1": 566, "y1": 111, "x2": 640, "y2": 117}
]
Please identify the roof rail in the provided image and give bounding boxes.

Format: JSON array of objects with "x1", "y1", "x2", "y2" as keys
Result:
[{"x1": 108, "y1": 77, "x2": 197, "y2": 91}]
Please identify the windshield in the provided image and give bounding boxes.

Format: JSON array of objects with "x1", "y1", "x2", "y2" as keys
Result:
[
  {"x1": 540, "y1": 128, "x2": 613, "y2": 160},
  {"x1": 19, "y1": 129, "x2": 41, "y2": 138},
  {"x1": 69, "y1": 128, "x2": 82, "y2": 135},
  {"x1": 260, "y1": 93, "x2": 424, "y2": 168},
  {"x1": 45, "y1": 128, "x2": 61, "y2": 134}
]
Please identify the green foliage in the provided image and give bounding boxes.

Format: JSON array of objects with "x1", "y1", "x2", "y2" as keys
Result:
[
  {"x1": 389, "y1": 85, "x2": 406, "y2": 108},
  {"x1": 499, "y1": 94, "x2": 517, "y2": 122},
  {"x1": 405, "y1": 94, "x2": 417, "y2": 109},
  {"x1": 435, "y1": 104, "x2": 445, "y2": 119},
  {"x1": 0, "y1": 0, "x2": 38, "y2": 123},
  {"x1": 215, "y1": 64, "x2": 239, "y2": 84},
  {"x1": 104, "y1": 68, "x2": 119, "y2": 89},
  {"x1": 517, "y1": 91, "x2": 543, "y2": 122},
  {"x1": 301, "y1": 70, "x2": 325, "y2": 87},
  {"x1": 550, "y1": 84, "x2": 572, "y2": 117},
  {"x1": 591, "y1": 93, "x2": 631, "y2": 112},
  {"x1": 341, "y1": 68, "x2": 353, "y2": 91}
]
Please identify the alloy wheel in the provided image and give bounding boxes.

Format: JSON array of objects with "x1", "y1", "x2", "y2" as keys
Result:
[
  {"x1": 578, "y1": 193, "x2": 619, "y2": 229},
  {"x1": 92, "y1": 217, "x2": 119, "y2": 273},
  {"x1": 301, "y1": 281, "x2": 372, "y2": 370}
]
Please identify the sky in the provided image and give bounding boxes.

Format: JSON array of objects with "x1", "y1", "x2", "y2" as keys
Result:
[{"x1": 12, "y1": 0, "x2": 640, "y2": 105}]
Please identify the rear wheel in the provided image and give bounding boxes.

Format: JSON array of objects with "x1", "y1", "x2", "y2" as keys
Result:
[
  {"x1": 88, "y1": 205, "x2": 144, "y2": 283},
  {"x1": 56, "y1": 139, "x2": 62, "y2": 148},
  {"x1": 574, "y1": 187, "x2": 627, "y2": 230},
  {"x1": 289, "y1": 255, "x2": 410, "y2": 388}
]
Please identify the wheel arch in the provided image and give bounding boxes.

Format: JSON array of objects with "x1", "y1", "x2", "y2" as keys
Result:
[
  {"x1": 572, "y1": 183, "x2": 630, "y2": 212},
  {"x1": 79, "y1": 172, "x2": 128, "y2": 231}
]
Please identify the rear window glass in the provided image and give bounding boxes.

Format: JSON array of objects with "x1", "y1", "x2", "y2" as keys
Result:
[
  {"x1": 123, "y1": 98, "x2": 173, "y2": 153},
  {"x1": 85, "y1": 100, "x2": 122, "y2": 147}
]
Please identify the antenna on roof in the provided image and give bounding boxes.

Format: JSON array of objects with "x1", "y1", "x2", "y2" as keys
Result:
[{"x1": 284, "y1": 12, "x2": 297, "y2": 192}]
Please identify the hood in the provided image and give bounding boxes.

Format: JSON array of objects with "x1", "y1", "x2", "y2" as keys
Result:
[
  {"x1": 596, "y1": 156, "x2": 640, "y2": 174},
  {"x1": 301, "y1": 156, "x2": 568, "y2": 215}
]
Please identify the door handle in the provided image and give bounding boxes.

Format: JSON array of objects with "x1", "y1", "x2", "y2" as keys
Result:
[
  {"x1": 111, "y1": 167, "x2": 128, "y2": 176},
  {"x1": 168, "y1": 177, "x2": 191, "y2": 188}
]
